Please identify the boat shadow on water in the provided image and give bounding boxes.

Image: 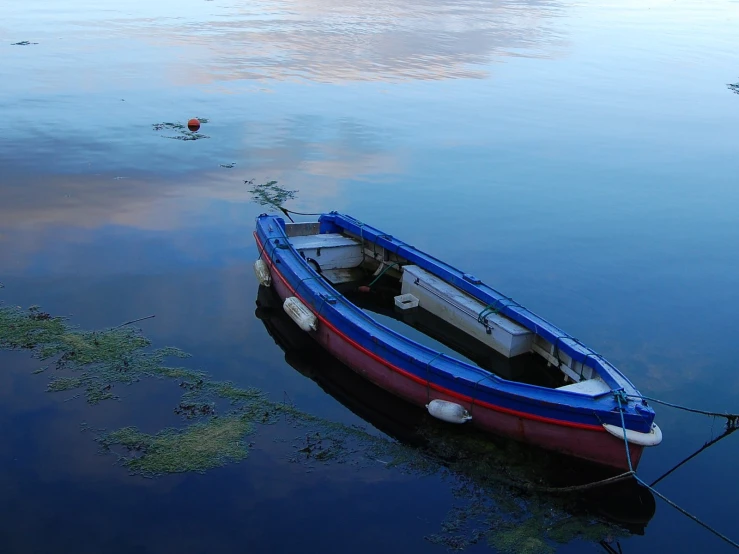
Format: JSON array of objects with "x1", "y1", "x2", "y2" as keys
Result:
[{"x1": 255, "y1": 284, "x2": 656, "y2": 551}]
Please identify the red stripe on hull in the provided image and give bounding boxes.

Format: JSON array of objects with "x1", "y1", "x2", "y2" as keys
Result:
[{"x1": 257, "y1": 233, "x2": 642, "y2": 470}]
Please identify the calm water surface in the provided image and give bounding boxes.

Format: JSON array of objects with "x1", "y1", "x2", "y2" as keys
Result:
[{"x1": 2, "y1": 0, "x2": 739, "y2": 552}]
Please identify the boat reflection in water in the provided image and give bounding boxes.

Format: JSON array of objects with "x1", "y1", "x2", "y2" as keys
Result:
[{"x1": 255, "y1": 284, "x2": 655, "y2": 547}]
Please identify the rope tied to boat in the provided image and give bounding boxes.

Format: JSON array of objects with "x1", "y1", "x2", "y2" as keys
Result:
[
  {"x1": 625, "y1": 394, "x2": 739, "y2": 428},
  {"x1": 520, "y1": 470, "x2": 635, "y2": 494},
  {"x1": 477, "y1": 297, "x2": 518, "y2": 331},
  {"x1": 277, "y1": 207, "x2": 324, "y2": 223},
  {"x1": 469, "y1": 373, "x2": 498, "y2": 422},
  {"x1": 477, "y1": 303, "x2": 500, "y2": 324},
  {"x1": 367, "y1": 261, "x2": 401, "y2": 288},
  {"x1": 612, "y1": 389, "x2": 739, "y2": 549}
]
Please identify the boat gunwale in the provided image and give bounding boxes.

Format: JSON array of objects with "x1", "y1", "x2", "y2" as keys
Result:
[{"x1": 318, "y1": 212, "x2": 642, "y2": 397}]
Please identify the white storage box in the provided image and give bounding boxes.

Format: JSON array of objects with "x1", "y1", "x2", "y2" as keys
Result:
[
  {"x1": 394, "y1": 293, "x2": 419, "y2": 310},
  {"x1": 401, "y1": 265, "x2": 532, "y2": 358}
]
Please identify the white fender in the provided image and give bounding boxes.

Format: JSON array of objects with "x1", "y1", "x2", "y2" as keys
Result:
[
  {"x1": 283, "y1": 297, "x2": 317, "y2": 332},
  {"x1": 603, "y1": 422, "x2": 663, "y2": 447},
  {"x1": 254, "y1": 259, "x2": 272, "y2": 287},
  {"x1": 426, "y1": 399, "x2": 472, "y2": 424}
]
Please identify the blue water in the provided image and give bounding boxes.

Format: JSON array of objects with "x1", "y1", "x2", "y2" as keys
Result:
[{"x1": 2, "y1": 0, "x2": 739, "y2": 551}]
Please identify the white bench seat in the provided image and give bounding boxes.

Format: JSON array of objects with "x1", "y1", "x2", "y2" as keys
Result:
[{"x1": 288, "y1": 233, "x2": 364, "y2": 271}]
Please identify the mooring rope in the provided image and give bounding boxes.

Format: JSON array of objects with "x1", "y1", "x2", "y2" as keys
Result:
[
  {"x1": 634, "y1": 474, "x2": 739, "y2": 549},
  {"x1": 278, "y1": 207, "x2": 324, "y2": 222},
  {"x1": 627, "y1": 394, "x2": 739, "y2": 427},
  {"x1": 520, "y1": 471, "x2": 636, "y2": 494},
  {"x1": 649, "y1": 426, "x2": 738, "y2": 488},
  {"x1": 614, "y1": 390, "x2": 739, "y2": 549}
]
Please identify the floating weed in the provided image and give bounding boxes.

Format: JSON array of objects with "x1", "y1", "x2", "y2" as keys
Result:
[
  {"x1": 730, "y1": 82, "x2": 739, "y2": 95},
  {"x1": 98, "y1": 415, "x2": 253, "y2": 476},
  {"x1": 0, "y1": 306, "x2": 68, "y2": 350},
  {"x1": 11, "y1": 41, "x2": 38, "y2": 46},
  {"x1": 47, "y1": 376, "x2": 87, "y2": 392},
  {"x1": 291, "y1": 431, "x2": 351, "y2": 464},
  {"x1": 206, "y1": 381, "x2": 265, "y2": 402},
  {"x1": 154, "y1": 366, "x2": 204, "y2": 380},
  {"x1": 547, "y1": 517, "x2": 618, "y2": 544},
  {"x1": 165, "y1": 133, "x2": 209, "y2": 141},
  {"x1": 152, "y1": 122, "x2": 185, "y2": 131},
  {"x1": 482, "y1": 498, "x2": 623, "y2": 554},
  {"x1": 174, "y1": 401, "x2": 216, "y2": 419},
  {"x1": 488, "y1": 519, "x2": 553, "y2": 554},
  {"x1": 86, "y1": 383, "x2": 117, "y2": 404},
  {"x1": 0, "y1": 305, "x2": 192, "y2": 403},
  {"x1": 247, "y1": 179, "x2": 297, "y2": 211},
  {"x1": 43, "y1": 328, "x2": 150, "y2": 366},
  {"x1": 152, "y1": 120, "x2": 210, "y2": 141}
]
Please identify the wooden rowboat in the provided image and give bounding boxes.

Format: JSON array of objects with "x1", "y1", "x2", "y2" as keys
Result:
[{"x1": 254, "y1": 212, "x2": 662, "y2": 470}]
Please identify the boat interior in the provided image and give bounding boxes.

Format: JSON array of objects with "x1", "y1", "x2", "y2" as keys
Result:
[{"x1": 283, "y1": 222, "x2": 612, "y2": 394}]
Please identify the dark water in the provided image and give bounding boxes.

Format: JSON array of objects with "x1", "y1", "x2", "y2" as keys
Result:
[{"x1": 2, "y1": 0, "x2": 739, "y2": 551}]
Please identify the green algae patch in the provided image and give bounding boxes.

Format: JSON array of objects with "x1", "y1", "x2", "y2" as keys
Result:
[
  {"x1": 47, "y1": 376, "x2": 87, "y2": 392},
  {"x1": 0, "y1": 306, "x2": 68, "y2": 350},
  {"x1": 247, "y1": 179, "x2": 297, "y2": 211},
  {"x1": 488, "y1": 519, "x2": 553, "y2": 554},
  {"x1": 206, "y1": 381, "x2": 266, "y2": 403},
  {"x1": 42, "y1": 328, "x2": 150, "y2": 371},
  {"x1": 0, "y1": 305, "x2": 195, "y2": 404},
  {"x1": 152, "y1": 365, "x2": 204, "y2": 380},
  {"x1": 484, "y1": 511, "x2": 621, "y2": 554},
  {"x1": 98, "y1": 415, "x2": 254, "y2": 476},
  {"x1": 547, "y1": 517, "x2": 618, "y2": 544}
]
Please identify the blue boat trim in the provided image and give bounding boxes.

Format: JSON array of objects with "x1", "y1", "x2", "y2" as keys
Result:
[{"x1": 255, "y1": 214, "x2": 656, "y2": 435}]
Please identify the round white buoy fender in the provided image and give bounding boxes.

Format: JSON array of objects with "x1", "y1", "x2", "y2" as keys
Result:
[
  {"x1": 426, "y1": 399, "x2": 472, "y2": 424},
  {"x1": 283, "y1": 297, "x2": 317, "y2": 332},
  {"x1": 253, "y1": 259, "x2": 271, "y2": 287}
]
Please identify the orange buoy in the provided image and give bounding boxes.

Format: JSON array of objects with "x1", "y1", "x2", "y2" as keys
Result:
[{"x1": 187, "y1": 118, "x2": 201, "y2": 132}]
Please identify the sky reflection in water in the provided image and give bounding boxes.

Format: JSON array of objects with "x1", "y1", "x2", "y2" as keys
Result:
[{"x1": 2, "y1": 0, "x2": 739, "y2": 552}]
